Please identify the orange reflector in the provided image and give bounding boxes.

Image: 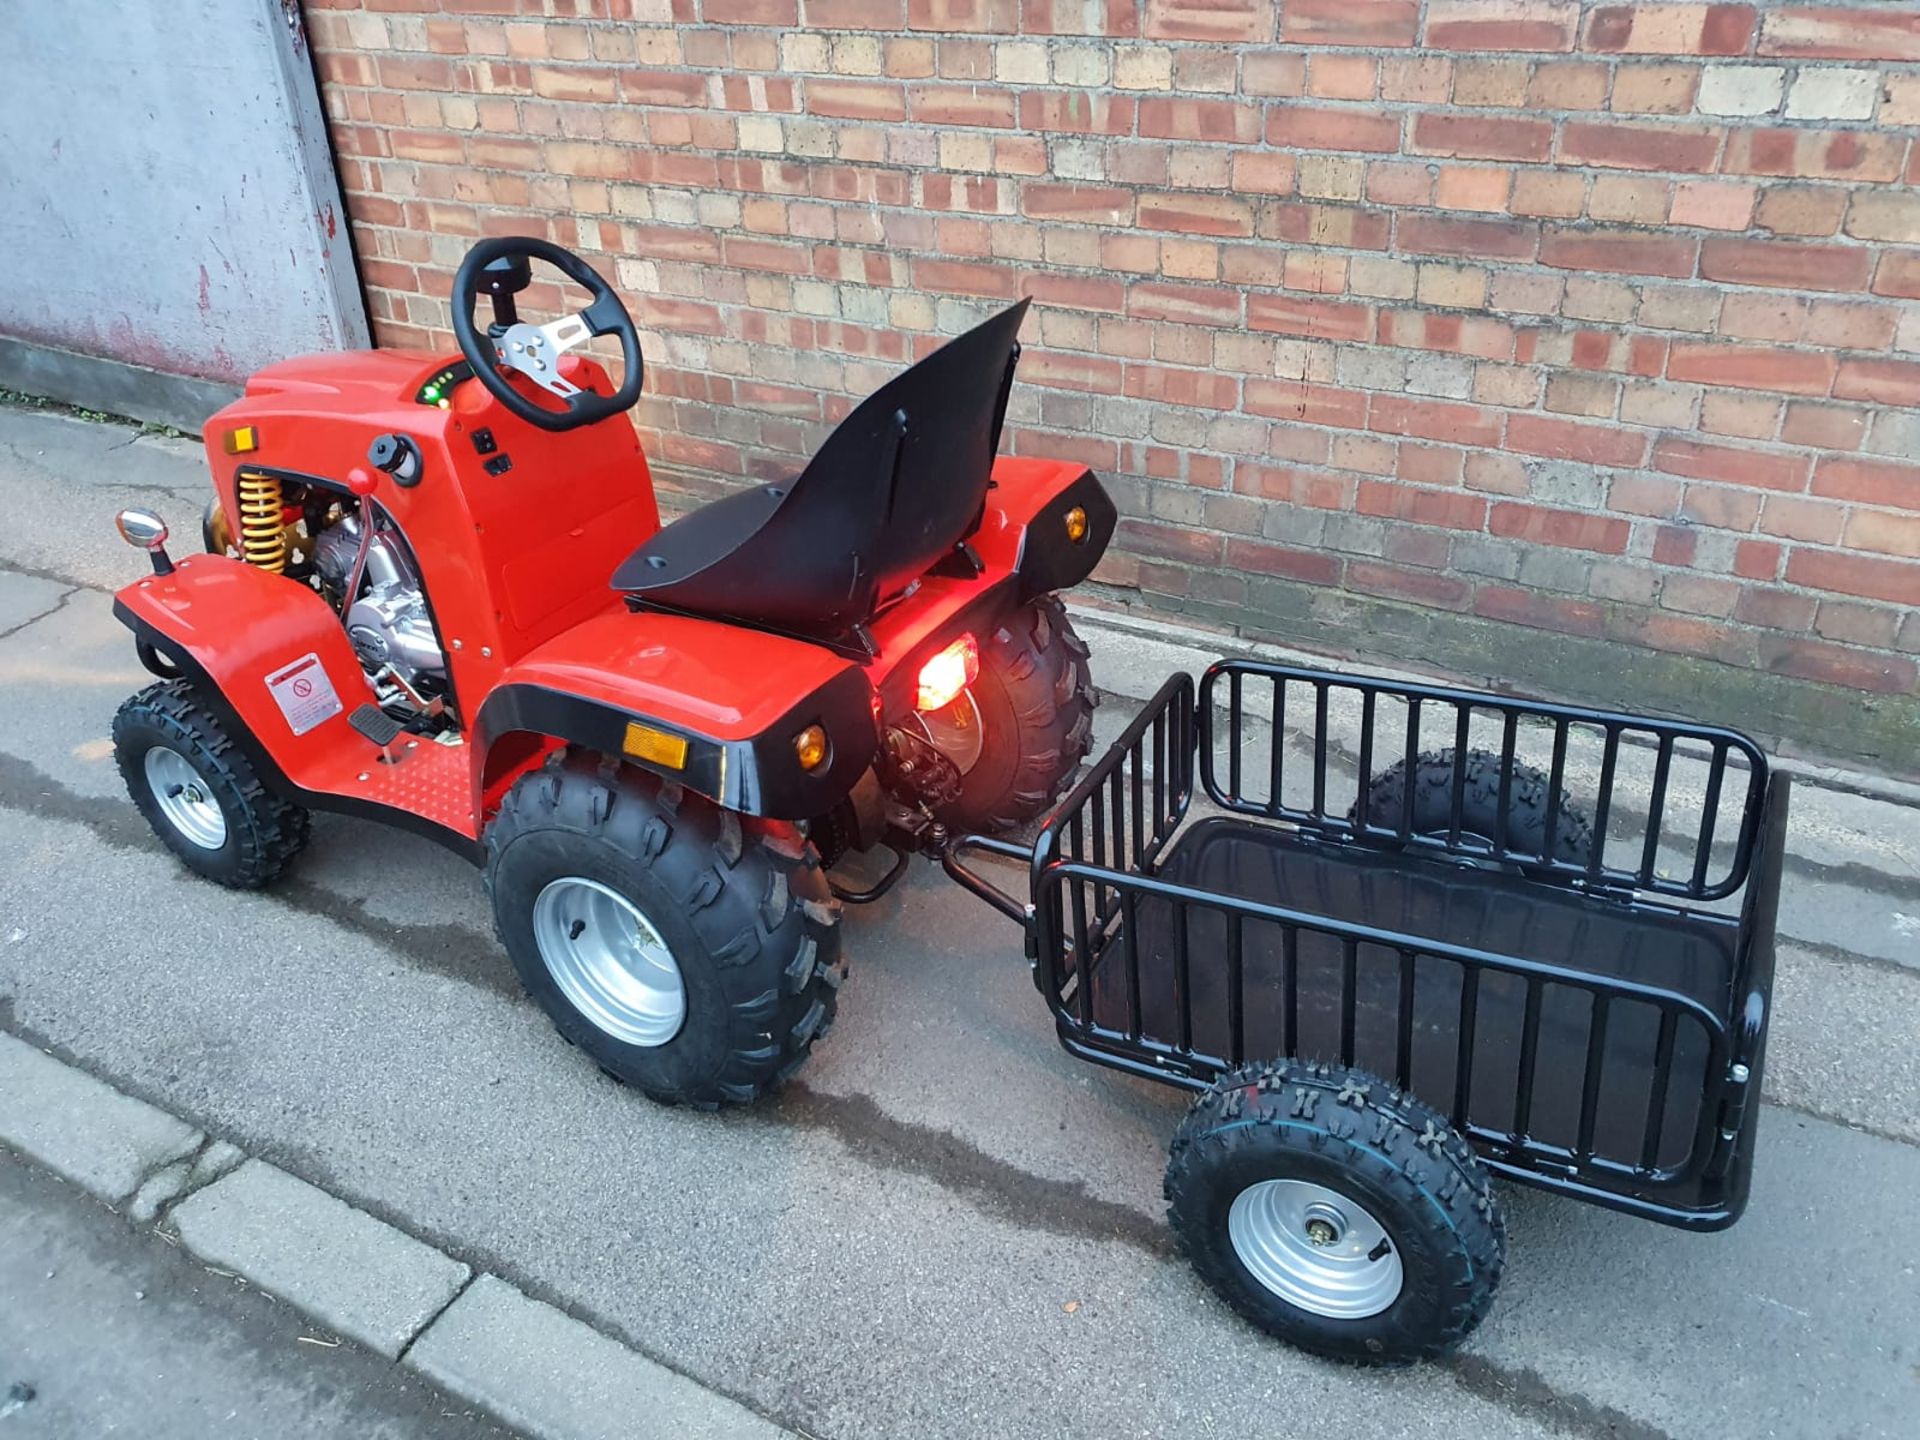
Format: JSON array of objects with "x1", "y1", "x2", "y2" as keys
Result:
[
  {"x1": 623, "y1": 721, "x2": 688, "y2": 770},
  {"x1": 1064, "y1": 505, "x2": 1089, "y2": 543},
  {"x1": 793, "y1": 724, "x2": 829, "y2": 771},
  {"x1": 223, "y1": 425, "x2": 259, "y2": 455},
  {"x1": 916, "y1": 634, "x2": 979, "y2": 712}
]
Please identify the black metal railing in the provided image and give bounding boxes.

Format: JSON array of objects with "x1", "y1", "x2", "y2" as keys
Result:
[{"x1": 1197, "y1": 660, "x2": 1770, "y2": 902}]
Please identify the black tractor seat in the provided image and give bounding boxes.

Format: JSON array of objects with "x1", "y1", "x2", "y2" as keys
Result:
[{"x1": 612, "y1": 301, "x2": 1029, "y2": 654}]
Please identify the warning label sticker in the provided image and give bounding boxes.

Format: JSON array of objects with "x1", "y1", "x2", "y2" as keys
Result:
[{"x1": 265, "y1": 653, "x2": 343, "y2": 737}]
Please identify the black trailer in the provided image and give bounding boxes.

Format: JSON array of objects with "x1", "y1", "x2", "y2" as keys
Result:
[{"x1": 948, "y1": 658, "x2": 1787, "y2": 1363}]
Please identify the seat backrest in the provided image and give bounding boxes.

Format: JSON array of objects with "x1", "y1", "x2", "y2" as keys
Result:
[
  {"x1": 613, "y1": 300, "x2": 1029, "y2": 646},
  {"x1": 797, "y1": 297, "x2": 1028, "y2": 604}
]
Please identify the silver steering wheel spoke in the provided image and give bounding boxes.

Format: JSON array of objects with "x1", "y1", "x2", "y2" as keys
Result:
[{"x1": 494, "y1": 310, "x2": 598, "y2": 400}]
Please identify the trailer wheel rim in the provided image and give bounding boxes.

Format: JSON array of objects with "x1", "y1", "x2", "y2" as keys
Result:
[
  {"x1": 1228, "y1": 1178, "x2": 1404, "y2": 1319},
  {"x1": 144, "y1": 746, "x2": 228, "y2": 850},
  {"x1": 532, "y1": 877, "x2": 686, "y2": 1048}
]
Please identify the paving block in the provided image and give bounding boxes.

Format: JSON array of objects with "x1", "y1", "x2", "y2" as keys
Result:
[
  {"x1": 0, "y1": 1032, "x2": 201, "y2": 1203},
  {"x1": 407, "y1": 1275, "x2": 788, "y2": 1440},
  {"x1": 0, "y1": 571, "x2": 69, "y2": 637},
  {"x1": 169, "y1": 1159, "x2": 469, "y2": 1359}
]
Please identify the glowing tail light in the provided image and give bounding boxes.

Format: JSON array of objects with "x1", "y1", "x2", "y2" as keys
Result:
[{"x1": 916, "y1": 634, "x2": 979, "y2": 712}]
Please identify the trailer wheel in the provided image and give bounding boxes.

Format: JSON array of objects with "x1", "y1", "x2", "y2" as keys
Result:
[
  {"x1": 485, "y1": 754, "x2": 844, "y2": 1109},
  {"x1": 932, "y1": 594, "x2": 1095, "y2": 834},
  {"x1": 1165, "y1": 1058, "x2": 1503, "y2": 1364},
  {"x1": 1354, "y1": 748, "x2": 1595, "y2": 865},
  {"x1": 113, "y1": 679, "x2": 310, "y2": 888}
]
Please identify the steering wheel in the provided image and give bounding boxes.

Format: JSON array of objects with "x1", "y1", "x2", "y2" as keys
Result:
[{"x1": 451, "y1": 237, "x2": 645, "y2": 432}]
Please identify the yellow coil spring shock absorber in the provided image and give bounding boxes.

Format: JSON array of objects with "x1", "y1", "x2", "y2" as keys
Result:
[{"x1": 236, "y1": 470, "x2": 287, "y2": 573}]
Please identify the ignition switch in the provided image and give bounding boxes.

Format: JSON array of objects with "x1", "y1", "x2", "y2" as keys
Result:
[{"x1": 368, "y1": 433, "x2": 423, "y2": 488}]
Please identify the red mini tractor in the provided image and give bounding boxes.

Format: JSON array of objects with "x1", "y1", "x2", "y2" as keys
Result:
[{"x1": 109, "y1": 237, "x2": 1114, "y2": 1108}]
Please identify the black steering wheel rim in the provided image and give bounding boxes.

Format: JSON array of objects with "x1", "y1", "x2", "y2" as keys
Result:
[{"x1": 451, "y1": 236, "x2": 645, "y2": 432}]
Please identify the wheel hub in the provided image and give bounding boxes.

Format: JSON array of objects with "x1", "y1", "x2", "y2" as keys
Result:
[
  {"x1": 1228, "y1": 1178, "x2": 1403, "y2": 1319},
  {"x1": 531, "y1": 877, "x2": 685, "y2": 1048},
  {"x1": 144, "y1": 746, "x2": 227, "y2": 850}
]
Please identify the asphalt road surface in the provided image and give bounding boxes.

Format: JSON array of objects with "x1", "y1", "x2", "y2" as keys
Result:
[{"x1": 1, "y1": 405, "x2": 1916, "y2": 1438}]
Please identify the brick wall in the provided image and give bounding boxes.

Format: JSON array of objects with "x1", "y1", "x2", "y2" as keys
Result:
[{"x1": 305, "y1": 1, "x2": 1920, "y2": 769}]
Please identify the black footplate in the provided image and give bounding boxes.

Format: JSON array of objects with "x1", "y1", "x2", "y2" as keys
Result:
[{"x1": 348, "y1": 703, "x2": 406, "y2": 748}]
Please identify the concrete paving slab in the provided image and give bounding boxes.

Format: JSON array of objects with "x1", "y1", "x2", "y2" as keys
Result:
[
  {"x1": 407, "y1": 1275, "x2": 789, "y2": 1440},
  {"x1": 170, "y1": 1158, "x2": 472, "y2": 1359},
  {"x1": 0, "y1": 570, "x2": 68, "y2": 637},
  {"x1": 0, "y1": 1031, "x2": 201, "y2": 1203},
  {"x1": 0, "y1": 1156, "x2": 516, "y2": 1440}
]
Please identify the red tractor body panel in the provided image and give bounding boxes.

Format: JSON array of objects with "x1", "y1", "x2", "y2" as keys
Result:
[
  {"x1": 207, "y1": 350, "x2": 659, "y2": 693},
  {"x1": 119, "y1": 341, "x2": 1111, "y2": 847}
]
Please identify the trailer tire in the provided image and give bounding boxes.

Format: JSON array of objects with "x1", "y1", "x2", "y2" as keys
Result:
[
  {"x1": 485, "y1": 753, "x2": 844, "y2": 1109},
  {"x1": 1355, "y1": 748, "x2": 1595, "y2": 866},
  {"x1": 1165, "y1": 1058, "x2": 1503, "y2": 1364},
  {"x1": 934, "y1": 594, "x2": 1095, "y2": 834},
  {"x1": 113, "y1": 679, "x2": 310, "y2": 888}
]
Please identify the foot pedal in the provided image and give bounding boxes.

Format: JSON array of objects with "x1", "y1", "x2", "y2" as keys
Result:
[{"x1": 348, "y1": 703, "x2": 406, "y2": 755}]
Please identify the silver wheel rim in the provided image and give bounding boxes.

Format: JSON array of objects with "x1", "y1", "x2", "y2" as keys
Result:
[
  {"x1": 143, "y1": 746, "x2": 227, "y2": 850},
  {"x1": 531, "y1": 877, "x2": 685, "y2": 1048},
  {"x1": 1228, "y1": 1178, "x2": 1404, "y2": 1319}
]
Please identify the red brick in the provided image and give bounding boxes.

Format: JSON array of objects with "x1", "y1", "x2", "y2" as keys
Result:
[
  {"x1": 1141, "y1": 97, "x2": 1261, "y2": 144},
  {"x1": 1875, "y1": 252, "x2": 1920, "y2": 301},
  {"x1": 1223, "y1": 536, "x2": 1344, "y2": 583},
  {"x1": 1368, "y1": 395, "x2": 1503, "y2": 448},
  {"x1": 1847, "y1": 508, "x2": 1920, "y2": 559},
  {"x1": 1489, "y1": 501, "x2": 1632, "y2": 553},
  {"x1": 1280, "y1": 0, "x2": 1419, "y2": 47},
  {"x1": 1782, "y1": 402, "x2": 1868, "y2": 451},
  {"x1": 1757, "y1": 8, "x2": 1920, "y2": 61},
  {"x1": 1559, "y1": 121, "x2": 1720, "y2": 174},
  {"x1": 911, "y1": 85, "x2": 1016, "y2": 127},
  {"x1": 1834, "y1": 359, "x2": 1920, "y2": 407},
  {"x1": 1022, "y1": 349, "x2": 1124, "y2": 394},
  {"x1": 1024, "y1": 274, "x2": 1128, "y2": 314},
  {"x1": 1261, "y1": 202, "x2": 1392, "y2": 250},
  {"x1": 1396, "y1": 214, "x2": 1539, "y2": 260},
  {"x1": 1021, "y1": 183, "x2": 1132, "y2": 224},
  {"x1": 709, "y1": 0, "x2": 800, "y2": 20},
  {"x1": 1017, "y1": 92, "x2": 1134, "y2": 134},
  {"x1": 1475, "y1": 586, "x2": 1609, "y2": 637},
  {"x1": 1538, "y1": 227, "x2": 1697, "y2": 278},
  {"x1": 1667, "y1": 342, "x2": 1837, "y2": 395},
  {"x1": 1652, "y1": 438, "x2": 1809, "y2": 492},
  {"x1": 908, "y1": 0, "x2": 1021, "y2": 30},
  {"x1": 1583, "y1": 5, "x2": 1756, "y2": 56},
  {"x1": 1128, "y1": 282, "x2": 1241, "y2": 327},
  {"x1": 912, "y1": 258, "x2": 1019, "y2": 298},
  {"x1": 1785, "y1": 550, "x2": 1920, "y2": 606},
  {"x1": 1813, "y1": 458, "x2": 1920, "y2": 512},
  {"x1": 1348, "y1": 561, "x2": 1473, "y2": 609},
  {"x1": 1723, "y1": 129, "x2": 1907, "y2": 184},
  {"x1": 1356, "y1": 481, "x2": 1488, "y2": 529},
  {"x1": 1410, "y1": 112, "x2": 1553, "y2": 162},
  {"x1": 1137, "y1": 193, "x2": 1255, "y2": 237},
  {"x1": 1506, "y1": 414, "x2": 1649, "y2": 467},
  {"x1": 1698, "y1": 239, "x2": 1873, "y2": 295},
  {"x1": 1243, "y1": 380, "x2": 1369, "y2": 429},
  {"x1": 1757, "y1": 636, "x2": 1916, "y2": 695},
  {"x1": 1124, "y1": 363, "x2": 1239, "y2": 410},
  {"x1": 1248, "y1": 293, "x2": 1372, "y2": 341},
  {"x1": 1139, "y1": 0, "x2": 1271, "y2": 41},
  {"x1": 1425, "y1": 1, "x2": 1581, "y2": 52},
  {"x1": 803, "y1": 0, "x2": 908, "y2": 23},
  {"x1": 1117, "y1": 518, "x2": 1222, "y2": 565},
  {"x1": 808, "y1": 80, "x2": 907, "y2": 121},
  {"x1": 1377, "y1": 311, "x2": 1514, "y2": 359},
  {"x1": 1652, "y1": 524, "x2": 1698, "y2": 565},
  {"x1": 1266, "y1": 105, "x2": 1403, "y2": 153}
]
